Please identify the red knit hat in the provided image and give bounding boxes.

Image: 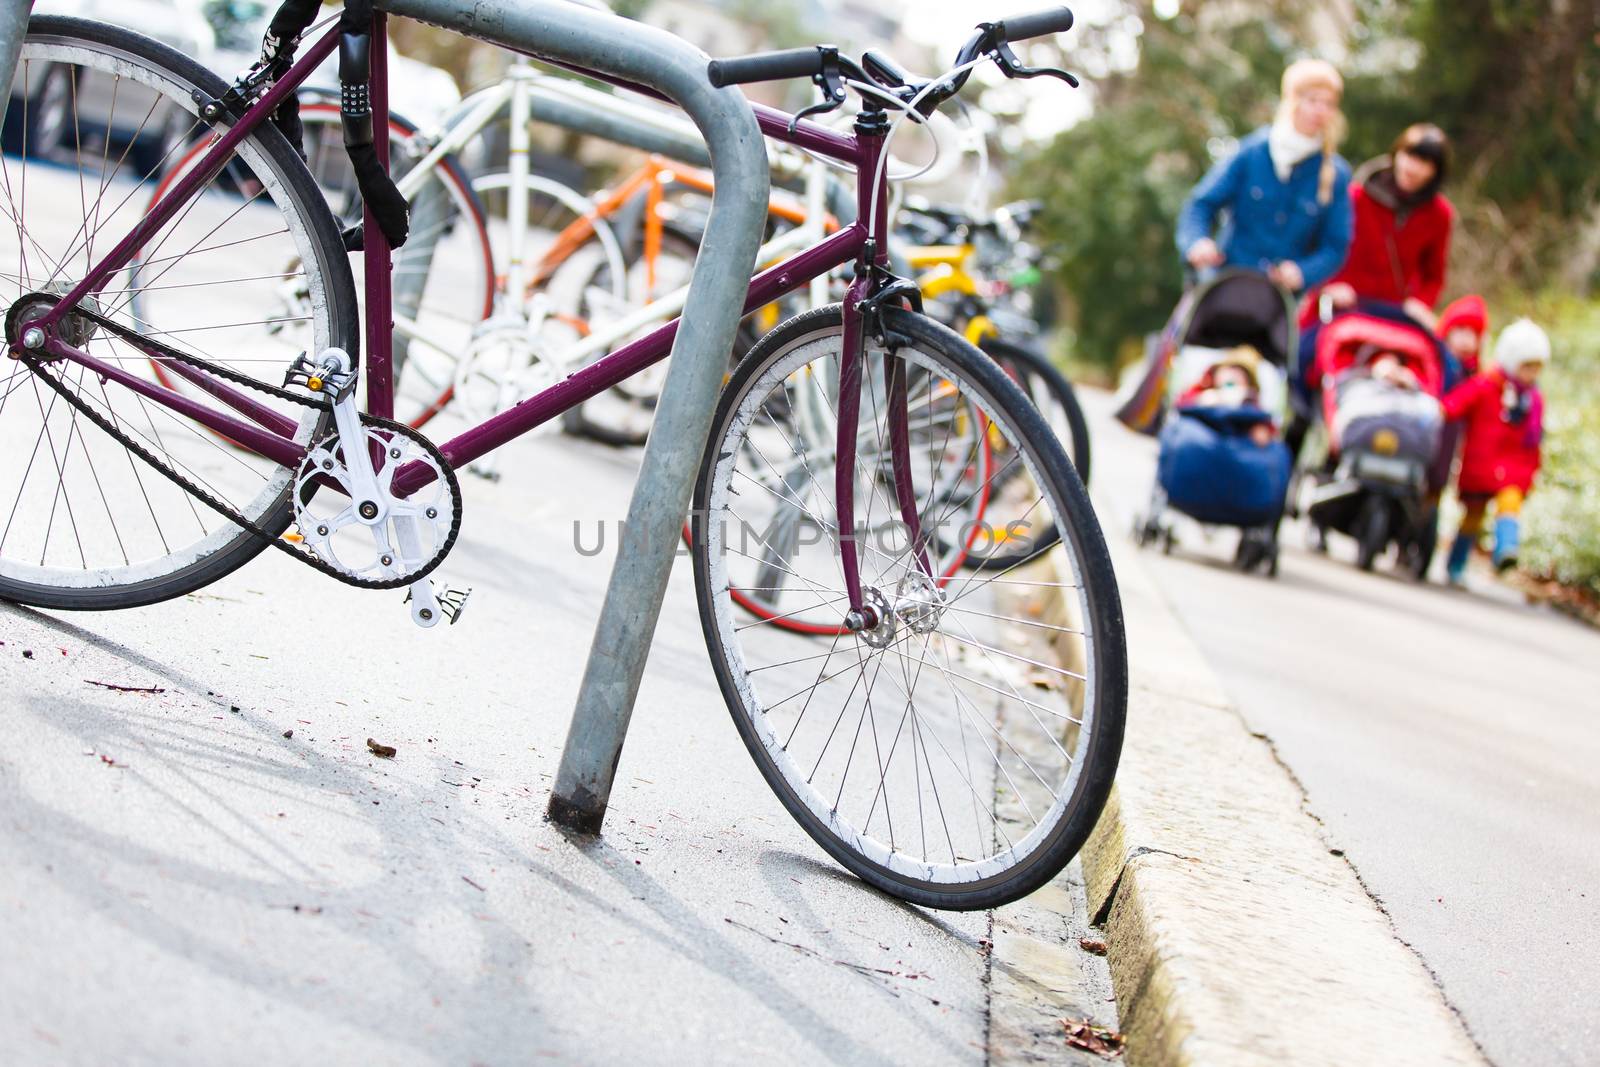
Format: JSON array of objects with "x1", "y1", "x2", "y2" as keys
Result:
[{"x1": 1437, "y1": 295, "x2": 1488, "y2": 340}]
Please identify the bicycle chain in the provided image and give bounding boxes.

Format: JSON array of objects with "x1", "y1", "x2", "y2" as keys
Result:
[{"x1": 17, "y1": 307, "x2": 462, "y2": 591}]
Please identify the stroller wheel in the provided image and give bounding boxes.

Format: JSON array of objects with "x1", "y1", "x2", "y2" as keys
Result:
[
  {"x1": 1305, "y1": 522, "x2": 1329, "y2": 555},
  {"x1": 1356, "y1": 498, "x2": 1388, "y2": 572},
  {"x1": 1235, "y1": 528, "x2": 1275, "y2": 575},
  {"x1": 1233, "y1": 531, "x2": 1257, "y2": 572},
  {"x1": 1408, "y1": 507, "x2": 1440, "y2": 581}
]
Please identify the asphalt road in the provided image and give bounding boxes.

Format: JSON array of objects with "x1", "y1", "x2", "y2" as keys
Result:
[{"x1": 1085, "y1": 389, "x2": 1600, "y2": 1067}]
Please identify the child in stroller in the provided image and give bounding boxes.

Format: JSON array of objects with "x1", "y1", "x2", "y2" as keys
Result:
[
  {"x1": 1176, "y1": 348, "x2": 1278, "y2": 447},
  {"x1": 1302, "y1": 310, "x2": 1446, "y2": 574},
  {"x1": 1122, "y1": 271, "x2": 1298, "y2": 576},
  {"x1": 1140, "y1": 345, "x2": 1293, "y2": 574}
]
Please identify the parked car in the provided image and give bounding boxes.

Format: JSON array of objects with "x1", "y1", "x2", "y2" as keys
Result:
[
  {"x1": 7, "y1": 0, "x2": 459, "y2": 172},
  {"x1": 5, "y1": 0, "x2": 208, "y2": 171}
]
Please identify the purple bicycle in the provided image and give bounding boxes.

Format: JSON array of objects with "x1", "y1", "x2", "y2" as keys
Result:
[{"x1": 1, "y1": 5, "x2": 1124, "y2": 908}]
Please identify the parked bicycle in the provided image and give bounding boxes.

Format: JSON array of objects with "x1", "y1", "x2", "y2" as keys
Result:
[{"x1": 1, "y1": 4, "x2": 1123, "y2": 909}]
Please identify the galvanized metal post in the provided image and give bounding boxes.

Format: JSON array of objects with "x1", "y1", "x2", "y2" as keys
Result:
[
  {"x1": 526, "y1": 80, "x2": 712, "y2": 167},
  {"x1": 377, "y1": 0, "x2": 769, "y2": 832},
  {"x1": 0, "y1": 1, "x2": 34, "y2": 128}
]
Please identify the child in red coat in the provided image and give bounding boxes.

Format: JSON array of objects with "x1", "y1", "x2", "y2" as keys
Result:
[
  {"x1": 1442, "y1": 318, "x2": 1550, "y2": 584},
  {"x1": 1437, "y1": 294, "x2": 1488, "y2": 375}
]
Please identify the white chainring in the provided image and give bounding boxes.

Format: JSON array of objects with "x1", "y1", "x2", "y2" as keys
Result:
[{"x1": 293, "y1": 422, "x2": 457, "y2": 583}]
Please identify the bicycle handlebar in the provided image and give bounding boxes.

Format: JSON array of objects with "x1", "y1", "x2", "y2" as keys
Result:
[
  {"x1": 992, "y1": 7, "x2": 1074, "y2": 42},
  {"x1": 707, "y1": 5, "x2": 1076, "y2": 96},
  {"x1": 707, "y1": 48, "x2": 827, "y2": 89}
]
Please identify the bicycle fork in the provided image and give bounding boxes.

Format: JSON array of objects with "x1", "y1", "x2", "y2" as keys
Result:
[{"x1": 836, "y1": 277, "x2": 937, "y2": 634}]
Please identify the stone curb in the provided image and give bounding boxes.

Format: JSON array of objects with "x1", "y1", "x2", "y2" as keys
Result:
[{"x1": 1046, "y1": 507, "x2": 1486, "y2": 1066}]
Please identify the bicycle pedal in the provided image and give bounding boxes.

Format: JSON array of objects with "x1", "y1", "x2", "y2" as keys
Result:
[
  {"x1": 405, "y1": 580, "x2": 473, "y2": 628},
  {"x1": 283, "y1": 350, "x2": 356, "y2": 400}
]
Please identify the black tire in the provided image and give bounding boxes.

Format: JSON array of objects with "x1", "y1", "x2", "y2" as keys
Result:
[
  {"x1": 692, "y1": 304, "x2": 1126, "y2": 910},
  {"x1": 1406, "y1": 505, "x2": 1439, "y2": 581},
  {"x1": 980, "y1": 337, "x2": 1092, "y2": 487},
  {"x1": 0, "y1": 17, "x2": 358, "y2": 611},
  {"x1": 1234, "y1": 530, "x2": 1260, "y2": 572},
  {"x1": 951, "y1": 339, "x2": 1090, "y2": 571},
  {"x1": 1355, "y1": 496, "x2": 1388, "y2": 572}
]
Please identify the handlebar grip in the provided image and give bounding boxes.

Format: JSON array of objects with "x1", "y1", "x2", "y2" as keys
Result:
[
  {"x1": 707, "y1": 48, "x2": 822, "y2": 88},
  {"x1": 993, "y1": 7, "x2": 1075, "y2": 42}
]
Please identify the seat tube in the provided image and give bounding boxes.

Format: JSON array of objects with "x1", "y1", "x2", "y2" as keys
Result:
[{"x1": 364, "y1": 10, "x2": 395, "y2": 419}]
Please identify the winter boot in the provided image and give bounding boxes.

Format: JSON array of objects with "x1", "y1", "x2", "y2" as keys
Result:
[
  {"x1": 1445, "y1": 533, "x2": 1473, "y2": 587},
  {"x1": 1493, "y1": 516, "x2": 1520, "y2": 572}
]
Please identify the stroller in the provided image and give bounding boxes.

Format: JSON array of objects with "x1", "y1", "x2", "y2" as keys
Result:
[
  {"x1": 1299, "y1": 307, "x2": 1447, "y2": 575},
  {"x1": 1118, "y1": 270, "x2": 1296, "y2": 576}
]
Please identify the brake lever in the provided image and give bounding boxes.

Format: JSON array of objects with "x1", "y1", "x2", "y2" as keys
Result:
[
  {"x1": 790, "y1": 47, "x2": 848, "y2": 134},
  {"x1": 991, "y1": 38, "x2": 1080, "y2": 88}
]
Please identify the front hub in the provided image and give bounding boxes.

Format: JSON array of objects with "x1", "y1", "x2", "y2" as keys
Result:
[{"x1": 856, "y1": 586, "x2": 897, "y2": 648}]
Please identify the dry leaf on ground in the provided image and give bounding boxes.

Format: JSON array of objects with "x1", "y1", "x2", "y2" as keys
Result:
[{"x1": 1061, "y1": 1018, "x2": 1124, "y2": 1057}]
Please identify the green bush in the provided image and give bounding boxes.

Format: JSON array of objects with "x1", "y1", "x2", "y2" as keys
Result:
[{"x1": 1517, "y1": 296, "x2": 1600, "y2": 596}]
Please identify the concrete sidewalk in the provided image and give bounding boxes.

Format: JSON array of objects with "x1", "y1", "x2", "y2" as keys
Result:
[
  {"x1": 1070, "y1": 392, "x2": 1486, "y2": 1067},
  {"x1": 0, "y1": 429, "x2": 1115, "y2": 1065}
]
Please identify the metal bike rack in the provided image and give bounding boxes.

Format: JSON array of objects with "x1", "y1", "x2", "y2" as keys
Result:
[
  {"x1": 0, "y1": 2, "x2": 33, "y2": 127},
  {"x1": 524, "y1": 77, "x2": 712, "y2": 167},
  {"x1": 379, "y1": 0, "x2": 770, "y2": 832}
]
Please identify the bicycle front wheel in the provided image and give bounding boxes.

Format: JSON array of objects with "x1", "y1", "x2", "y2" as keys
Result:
[
  {"x1": 0, "y1": 17, "x2": 357, "y2": 609},
  {"x1": 692, "y1": 304, "x2": 1126, "y2": 909}
]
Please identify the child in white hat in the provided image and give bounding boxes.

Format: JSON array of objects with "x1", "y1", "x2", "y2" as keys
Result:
[{"x1": 1440, "y1": 318, "x2": 1551, "y2": 583}]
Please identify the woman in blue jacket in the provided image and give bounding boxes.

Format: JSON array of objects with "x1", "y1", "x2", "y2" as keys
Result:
[{"x1": 1176, "y1": 59, "x2": 1354, "y2": 295}]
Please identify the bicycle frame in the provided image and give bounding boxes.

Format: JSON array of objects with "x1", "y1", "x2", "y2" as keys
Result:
[
  {"x1": 28, "y1": 14, "x2": 918, "y2": 617},
  {"x1": 373, "y1": 59, "x2": 841, "y2": 392}
]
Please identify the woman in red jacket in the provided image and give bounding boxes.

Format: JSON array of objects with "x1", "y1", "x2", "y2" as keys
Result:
[
  {"x1": 1309, "y1": 124, "x2": 1454, "y2": 330},
  {"x1": 1442, "y1": 318, "x2": 1551, "y2": 585}
]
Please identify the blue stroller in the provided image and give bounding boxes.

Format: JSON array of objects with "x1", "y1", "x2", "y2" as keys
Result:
[{"x1": 1119, "y1": 271, "x2": 1296, "y2": 576}]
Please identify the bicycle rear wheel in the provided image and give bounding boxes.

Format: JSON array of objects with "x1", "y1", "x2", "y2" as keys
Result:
[
  {"x1": 692, "y1": 304, "x2": 1126, "y2": 909},
  {"x1": 955, "y1": 337, "x2": 1093, "y2": 571},
  {"x1": 0, "y1": 17, "x2": 357, "y2": 609},
  {"x1": 983, "y1": 338, "x2": 1091, "y2": 485}
]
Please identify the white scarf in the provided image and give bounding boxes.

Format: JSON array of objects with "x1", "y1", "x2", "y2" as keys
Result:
[{"x1": 1267, "y1": 119, "x2": 1323, "y2": 182}]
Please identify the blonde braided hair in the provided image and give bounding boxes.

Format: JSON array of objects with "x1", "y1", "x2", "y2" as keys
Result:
[{"x1": 1277, "y1": 59, "x2": 1346, "y2": 205}]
